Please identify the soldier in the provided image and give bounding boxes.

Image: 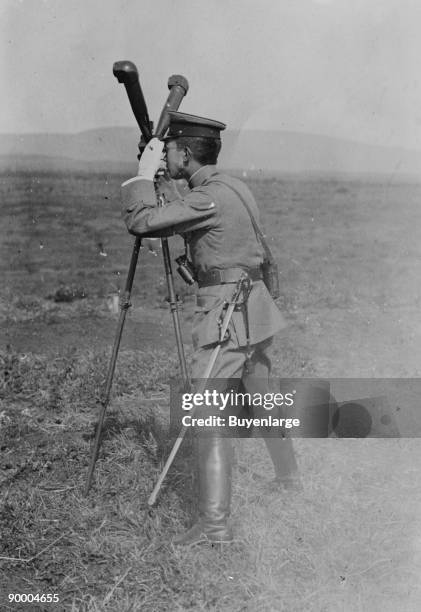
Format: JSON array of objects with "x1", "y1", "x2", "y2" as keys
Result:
[{"x1": 121, "y1": 112, "x2": 300, "y2": 546}]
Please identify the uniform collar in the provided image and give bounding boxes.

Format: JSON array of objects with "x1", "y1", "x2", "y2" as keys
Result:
[{"x1": 188, "y1": 165, "x2": 218, "y2": 189}]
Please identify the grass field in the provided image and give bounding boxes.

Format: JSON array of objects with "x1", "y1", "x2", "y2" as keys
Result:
[{"x1": 1, "y1": 169, "x2": 421, "y2": 611}]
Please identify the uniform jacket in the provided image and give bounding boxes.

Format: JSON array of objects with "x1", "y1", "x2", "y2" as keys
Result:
[{"x1": 121, "y1": 165, "x2": 286, "y2": 348}]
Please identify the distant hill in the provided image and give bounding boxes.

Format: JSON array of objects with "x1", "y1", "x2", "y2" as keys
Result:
[
  {"x1": 0, "y1": 128, "x2": 140, "y2": 169},
  {"x1": 1, "y1": 127, "x2": 421, "y2": 177},
  {"x1": 227, "y1": 131, "x2": 421, "y2": 177},
  {"x1": 0, "y1": 154, "x2": 135, "y2": 175}
]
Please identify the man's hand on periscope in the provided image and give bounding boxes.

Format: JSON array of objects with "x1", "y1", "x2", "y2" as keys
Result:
[
  {"x1": 137, "y1": 138, "x2": 165, "y2": 181},
  {"x1": 155, "y1": 172, "x2": 183, "y2": 204}
]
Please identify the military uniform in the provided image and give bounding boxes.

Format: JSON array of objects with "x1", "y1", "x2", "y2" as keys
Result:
[
  {"x1": 123, "y1": 164, "x2": 286, "y2": 351},
  {"x1": 122, "y1": 112, "x2": 299, "y2": 545}
]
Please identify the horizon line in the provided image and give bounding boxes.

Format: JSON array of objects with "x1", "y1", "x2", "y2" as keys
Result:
[{"x1": 0, "y1": 127, "x2": 420, "y2": 154}]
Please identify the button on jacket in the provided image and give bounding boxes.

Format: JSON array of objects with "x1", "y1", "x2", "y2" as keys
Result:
[{"x1": 121, "y1": 165, "x2": 286, "y2": 349}]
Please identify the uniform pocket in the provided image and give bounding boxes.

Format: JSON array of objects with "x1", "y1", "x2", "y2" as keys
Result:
[
  {"x1": 192, "y1": 288, "x2": 232, "y2": 348},
  {"x1": 195, "y1": 288, "x2": 227, "y2": 313}
]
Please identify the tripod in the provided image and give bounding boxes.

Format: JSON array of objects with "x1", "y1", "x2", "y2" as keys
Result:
[{"x1": 84, "y1": 63, "x2": 190, "y2": 495}]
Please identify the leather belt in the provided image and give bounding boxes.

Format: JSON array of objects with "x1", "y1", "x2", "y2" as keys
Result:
[{"x1": 197, "y1": 266, "x2": 262, "y2": 288}]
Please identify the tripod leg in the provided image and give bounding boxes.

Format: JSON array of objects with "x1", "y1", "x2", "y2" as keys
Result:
[
  {"x1": 147, "y1": 276, "x2": 247, "y2": 506},
  {"x1": 84, "y1": 237, "x2": 142, "y2": 495},
  {"x1": 147, "y1": 341, "x2": 223, "y2": 506},
  {"x1": 161, "y1": 237, "x2": 190, "y2": 387}
]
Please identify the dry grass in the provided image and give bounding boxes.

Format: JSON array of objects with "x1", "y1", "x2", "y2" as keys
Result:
[
  {"x1": 2, "y1": 170, "x2": 421, "y2": 610},
  {"x1": 1, "y1": 349, "x2": 421, "y2": 611}
]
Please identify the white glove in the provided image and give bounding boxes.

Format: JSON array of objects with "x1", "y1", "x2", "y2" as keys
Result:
[
  {"x1": 155, "y1": 172, "x2": 183, "y2": 203},
  {"x1": 137, "y1": 137, "x2": 165, "y2": 180}
]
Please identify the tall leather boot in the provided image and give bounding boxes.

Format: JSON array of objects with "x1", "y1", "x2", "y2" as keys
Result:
[
  {"x1": 264, "y1": 436, "x2": 302, "y2": 490},
  {"x1": 250, "y1": 401, "x2": 301, "y2": 489},
  {"x1": 173, "y1": 435, "x2": 233, "y2": 546},
  {"x1": 263, "y1": 379, "x2": 332, "y2": 490}
]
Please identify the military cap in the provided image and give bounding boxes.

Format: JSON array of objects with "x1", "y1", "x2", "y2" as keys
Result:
[{"x1": 164, "y1": 111, "x2": 226, "y2": 140}]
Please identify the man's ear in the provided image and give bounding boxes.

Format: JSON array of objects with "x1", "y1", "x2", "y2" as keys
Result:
[{"x1": 183, "y1": 146, "x2": 192, "y2": 163}]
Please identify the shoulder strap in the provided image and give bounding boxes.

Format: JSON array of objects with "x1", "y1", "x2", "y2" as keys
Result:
[{"x1": 207, "y1": 177, "x2": 275, "y2": 262}]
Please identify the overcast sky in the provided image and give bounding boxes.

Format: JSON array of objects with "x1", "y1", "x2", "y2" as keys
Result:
[{"x1": 1, "y1": 0, "x2": 420, "y2": 150}]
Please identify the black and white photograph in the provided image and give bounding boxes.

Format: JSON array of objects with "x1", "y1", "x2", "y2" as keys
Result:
[{"x1": 1, "y1": 1, "x2": 421, "y2": 610}]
